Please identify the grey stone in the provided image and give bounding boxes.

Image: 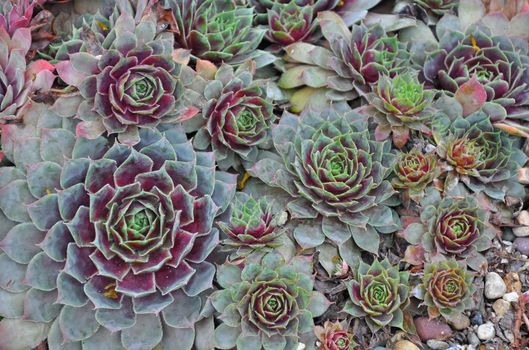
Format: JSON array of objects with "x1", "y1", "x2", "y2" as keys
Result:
[
  {"x1": 484, "y1": 272, "x2": 506, "y2": 299},
  {"x1": 467, "y1": 331, "x2": 480, "y2": 346},
  {"x1": 447, "y1": 313, "x2": 470, "y2": 330},
  {"x1": 503, "y1": 292, "x2": 519, "y2": 303},
  {"x1": 514, "y1": 237, "x2": 529, "y2": 255},
  {"x1": 477, "y1": 322, "x2": 495, "y2": 341},
  {"x1": 492, "y1": 299, "x2": 510, "y2": 316},
  {"x1": 426, "y1": 340, "x2": 449, "y2": 349}
]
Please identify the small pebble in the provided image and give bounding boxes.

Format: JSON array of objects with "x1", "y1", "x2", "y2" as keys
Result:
[
  {"x1": 470, "y1": 311, "x2": 483, "y2": 326},
  {"x1": 513, "y1": 237, "x2": 529, "y2": 255},
  {"x1": 414, "y1": 317, "x2": 452, "y2": 341},
  {"x1": 394, "y1": 340, "x2": 419, "y2": 350},
  {"x1": 426, "y1": 340, "x2": 449, "y2": 349},
  {"x1": 492, "y1": 299, "x2": 510, "y2": 316},
  {"x1": 504, "y1": 272, "x2": 523, "y2": 293},
  {"x1": 504, "y1": 329, "x2": 515, "y2": 343},
  {"x1": 517, "y1": 211, "x2": 529, "y2": 225},
  {"x1": 467, "y1": 331, "x2": 480, "y2": 346},
  {"x1": 513, "y1": 226, "x2": 529, "y2": 237},
  {"x1": 484, "y1": 272, "x2": 507, "y2": 299},
  {"x1": 503, "y1": 292, "x2": 519, "y2": 303},
  {"x1": 477, "y1": 322, "x2": 496, "y2": 341},
  {"x1": 447, "y1": 313, "x2": 470, "y2": 330},
  {"x1": 517, "y1": 167, "x2": 529, "y2": 184},
  {"x1": 502, "y1": 229, "x2": 516, "y2": 242}
]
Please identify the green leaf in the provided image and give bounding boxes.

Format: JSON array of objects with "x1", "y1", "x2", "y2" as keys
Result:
[
  {"x1": 278, "y1": 66, "x2": 333, "y2": 89},
  {"x1": 236, "y1": 335, "x2": 261, "y2": 350},
  {"x1": 59, "y1": 304, "x2": 100, "y2": 341},
  {"x1": 262, "y1": 333, "x2": 287, "y2": 350},
  {"x1": 214, "y1": 323, "x2": 239, "y2": 349},
  {"x1": 308, "y1": 292, "x2": 331, "y2": 317},
  {"x1": 217, "y1": 264, "x2": 242, "y2": 289},
  {"x1": 121, "y1": 314, "x2": 163, "y2": 350},
  {"x1": 322, "y1": 217, "x2": 351, "y2": 244},
  {"x1": 210, "y1": 290, "x2": 233, "y2": 313},
  {"x1": 219, "y1": 304, "x2": 241, "y2": 327},
  {"x1": 350, "y1": 225, "x2": 380, "y2": 254},
  {"x1": 401, "y1": 223, "x2": 426, "y2": 245},
  {"x1": 0, "y1": 319, "x2": 49, "y2": 350},
  {"x1": 262, "y1": 252, "x2": 285, "y2": 270},
  {"x1": 293, "y1": 222, "x2": 325, "y2": 249}
]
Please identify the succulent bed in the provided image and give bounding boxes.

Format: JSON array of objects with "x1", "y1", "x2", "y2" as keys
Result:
[{"x1": 1, "y1": 0, "x2": 529, "y2": 349}]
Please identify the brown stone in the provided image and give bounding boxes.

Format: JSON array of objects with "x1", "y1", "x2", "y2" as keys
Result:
[
  {"x1": 517, "y1": 211, "x2": 529, "y2": 226},
  {"x1": 414, "y1": 317, "x2": 452, "y2": 342},
  {"x1": 518, "y1": 168, "x2": 529, "y2": 184},
  {"x1": 504, "y1": 272, "x2": 522, "y2": 293}
]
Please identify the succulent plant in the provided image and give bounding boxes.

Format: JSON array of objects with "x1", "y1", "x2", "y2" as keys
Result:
[
  {"x1": 191, "y1": 63, "x2": 275, "y2": 170},
  {"x1": 0, "y1": 0, "x2": 39, "y2": 37},
  {"x1": 412, "y1": 0, "x2": 459, "y2": 14},
  {"x1": 423, "y1": 25, "x2": 529, "y2": 133},
  {"x1": 0, "y1": 103, "x2": 236, "y2": 349},
  {"x1": 343, "y1": 259, "x2": 410, "y2": 331},
  {"x1": 366, "y1": 71, "x2": 435, "y2": 147},
  {"x1": 56, "y1": 13, "x2": 198, "y2": 145},
  {"x1": 0, "y1": 27, "x2": 55, "y2": 123},
  {"x1": 433, "y1": 109, "x2": 526, "y2": 200},
  {"x1": 314, "y1": 320, "x2": 356, "y2": 350},
  {"x1": 419, "y1": 259, "x2": 474, "y2": 320},
  {"x1": 48, "y1": 9, "x2": 118, "y2": 61},
  {"x1": 218, "y1": 192, "x2": 284, "y2": 261},
  {"x1": 211, "y1": 253, "x2": 329, "y2": 350},
  {"x1": 0, "y1": 38, "x2": 32, "y2": 122},
  {"x1": 279, "y1": 11, "x2": 408, "y2": 103},
  {"x1": 46, "y1": 0, "x2": 158, "y2": 61},
  {"x1": 164, "y1": 0, "x2": 268, "y2": 66},
  {"x1": 250, "y1": 0, "x2": 382, "y2": 25},
  {"x1": 249, "y1": 107, "x2": 399, "y2": 254},
  {"x1": 251, "y1": 0, "x2": 338, "y2": 23},
  {"x1": 400, "y1": 189, "x2": 496, "y2": 270},
  {"x1": 265, "y1": 2, "x2": 319, "y2": 47},
  {"x1": 392, "y1": 148, "x2": 438, "y2": 203}
]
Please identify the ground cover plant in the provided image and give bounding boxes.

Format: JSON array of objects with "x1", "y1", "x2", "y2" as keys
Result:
[{"x1": 1, "y1": 0, "x2": 529, "y2": 349}]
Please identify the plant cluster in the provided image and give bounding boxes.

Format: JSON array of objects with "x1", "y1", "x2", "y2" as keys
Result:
[{"x1": 0, "y1": 0, "x2": 528, "y2": 349}]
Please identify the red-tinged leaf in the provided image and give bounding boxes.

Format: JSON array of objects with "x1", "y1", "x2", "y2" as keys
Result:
[
  {"x1": 392, "y1": 126, "x2": 410, "y2": 148},
  {"x1": 56, "y1": 60, "x2": 86, "y2": 87},
  {"x1": 401, "y1": 215, "x2": 422, "y2": 229},
  {"x1": 455, "y1": 75, "x2": 486, "y2": 116},
  {"x1": 176, "y1": 106, "x2": 200, "y2": 122},
  {"x1": 32, "y1": 69, "x2": 56, "y2": 92},
  {"x1": 196, "y1": 59, "x2": 217, "y2": 80},
  {"x1": 493, "y1": 122, "x2": 529, "y2": 138},
  {"x1": 403, "y1": 245, "x2": 425, "y2": 266},
  {"x1": 172, "y1": 48, "x2": 191, "y2": 65},
  {"x1": 76, "y1": 120, "x2": 106, "y2": 139},
  {"x1": 374, "y1": 123, "x2": 391, "y2": 141}
]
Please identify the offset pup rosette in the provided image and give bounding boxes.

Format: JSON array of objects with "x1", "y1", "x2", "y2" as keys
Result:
[
  {"x1": 419, "y1": 259, "x2": 474, "y2": 320},
  {"x1": 344, "y1": 259, "x2": 410, "y2": 331},
  {"x1": 211, "y1": 253, "x2": 329, "y2": 350}
]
